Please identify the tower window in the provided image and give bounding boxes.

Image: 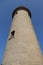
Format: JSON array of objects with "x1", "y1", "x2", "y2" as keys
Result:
[
  {"x1": 11, "y1": 31, "x2": 15, "y2": 37},
  {"x1": 8, "y1": 30, "x2": 15, "y2": 40},
  {"x1": 15, "y1": 11, "x2": 17, "y2": 15}
]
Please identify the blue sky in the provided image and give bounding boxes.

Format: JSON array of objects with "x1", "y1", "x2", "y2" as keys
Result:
[{"x1": 0, "y1": 0, "x2": 43, "y2": 64}]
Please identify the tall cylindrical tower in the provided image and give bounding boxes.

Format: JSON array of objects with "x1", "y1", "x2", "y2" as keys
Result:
[{"x1": 2, "y1": 6, "x2": 42, "y2": 65}]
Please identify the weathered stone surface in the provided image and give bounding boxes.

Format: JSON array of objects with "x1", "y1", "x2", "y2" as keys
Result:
[{"x1": 2, "y1": 7, "x2": 42, "y2": 65}]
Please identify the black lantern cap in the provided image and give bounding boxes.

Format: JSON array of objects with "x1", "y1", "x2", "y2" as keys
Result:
[{"x1": 12, "y1": 6, "x2": 31, "y2": 19}]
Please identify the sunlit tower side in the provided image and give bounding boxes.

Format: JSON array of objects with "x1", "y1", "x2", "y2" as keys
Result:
[{"x1": 2, "y1": 6, "x2": 42, "y2": 65}]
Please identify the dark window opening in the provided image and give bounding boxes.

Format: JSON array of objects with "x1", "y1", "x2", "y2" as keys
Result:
[
  {"x1": 15, "y1": 11, "x2": 17, "y2": 15},
  {"x1": 8, "y1": 30, "x2": 15, "y2": 40},
  {"x1": 11, "y1": 31, "x2": 15, "y2": 37}
]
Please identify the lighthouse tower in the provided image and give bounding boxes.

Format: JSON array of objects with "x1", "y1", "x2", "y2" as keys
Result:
[{"x1": 2, "y1": 6, "x2": 42, "y2": 65}]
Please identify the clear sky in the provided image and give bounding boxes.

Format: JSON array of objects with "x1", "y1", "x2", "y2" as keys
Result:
[{"x1": 0, "y1": 0, "x2": 43, "y2": 64}]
